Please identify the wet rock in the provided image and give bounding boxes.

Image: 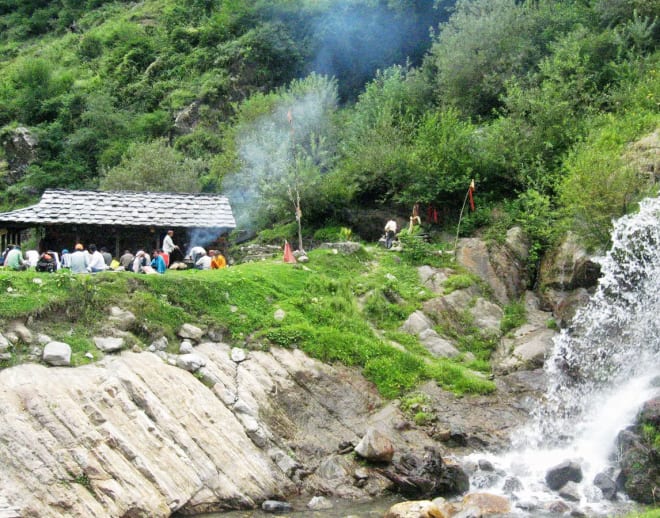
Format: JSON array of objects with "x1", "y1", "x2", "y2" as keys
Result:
[
  {"x1": 461, "y1": 492, "x2": 511, "y2": 515},
  {"x1": 477, "y1": 459, "x2": 494, "y2": 471},
  {"x1": 261, "y1": 499, "x2": 292, "y2": 513},
  {"x1": 539, "y1": 232, "x2": 601, "y2": 292},
  {"x1": 503, "y1": 476, "x2": 523, "y2": 494},
  {"x1": 559, "y1": 481, "x2": 581, "y2": 502},
  {"x1": 545, "y1": 460, "x2": 583, "y2": 490},
  {"x1": 307, "y1": 495, "x2": 332, "y2": 510},
  {"x1": 617, "y1": 417, "x2": 660, "y2": 504},
  {"x1": 384, "y1": 500, "x2": 446, "y2": 518},
  {"x1": 593, "y1": 472, "x2": 617, "y2": 500},
  {"x1": 355, "y1": 428, "x2": 394, "y2": 462},
  {"x1": 379, "y1": 448, "x2": 469, "y2": 498}
]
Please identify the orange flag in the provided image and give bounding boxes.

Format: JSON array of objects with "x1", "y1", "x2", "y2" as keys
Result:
[
  {"x1": 468, "y1": 179, "x2": 475, "y2": 212},
  {"x1": 283, "y1": 240, "x2": 297, "y2": 263}
]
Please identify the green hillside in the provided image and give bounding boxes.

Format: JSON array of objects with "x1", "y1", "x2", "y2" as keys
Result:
[{"x1": 0, "y1": 0, "x2": 658, "y2": 256}]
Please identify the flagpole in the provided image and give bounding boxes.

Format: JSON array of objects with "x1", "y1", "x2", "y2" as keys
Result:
[{"x1": 453, "y1": 183, "x2": 472, "y2": 259}]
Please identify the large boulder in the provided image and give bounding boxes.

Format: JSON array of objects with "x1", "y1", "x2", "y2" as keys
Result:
[
  {"x1": 400, "y1": 311, "x2": 434, "y2": 336},
  {"x1": 418, "y1": 329, "x2": 460, "y2": 358},
  {"x1": 42, "y1": 341, "x2": 72, "y2": 367},
  {"x1": 616, "y1": 397, "x2": 660, "y2": 504},
  {"x1": 1, "y1": 126, "x2": 38, "y2": 183},
  {"x1": 7, "y1": 320, "x2": 33, "y2": 344},
  {"x1": 354, "y1": 428, "x2": 394, "y2": 463},
  {"x1": 545, "y1": 460, "x2": 583, "y2": 491},
  {"x1": 379, "y1": 449, "x2": 469, "y2": 498},
  {"x1": 384, "y1": 500, "x2": 446, "y2": 518},
  {"x1": 93, "y1": 336, "x2": 124, "y2": 353},
  {"x1": 455, "y1": 232, "x2": 529, "y2": 305},
  {"x1": 495, "y1": 326, "x2": 557, "y2": 374},
  {"x1": 539, "y1": 232, "x2": 601, "y2": 290},
  {"x1": 417, "y1": 266, "x2": 454, "y2": 294}
]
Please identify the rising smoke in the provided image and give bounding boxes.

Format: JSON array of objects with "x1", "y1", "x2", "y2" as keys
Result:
[{"x1": 223, "y1": 75, "x2": 338, "y2": 234}]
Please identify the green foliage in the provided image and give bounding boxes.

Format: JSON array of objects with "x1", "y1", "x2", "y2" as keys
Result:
[
  {"x1": 99, "y1": 139, "x2": 204, "y2": 192},
  {"x1": 559, "y1": 67, "x2": 660, "y2": 249},
  {"x1": 400, "y1": 391, "x2": 435, "y2": 425},
  {"x1": 501, "y1": 300, "x2": 527, "y2": 334},
  {"x1": 397, "y1": 230, "x2": 449, "y2": 267},
  {"x1": 443, "y1": 273, "x2": 479, "y2": 294}
]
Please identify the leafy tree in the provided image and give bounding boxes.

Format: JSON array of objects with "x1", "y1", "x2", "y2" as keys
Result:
[
  {"x1": 99, "y1": 138, "x2": 204, "y2": 192},
  {"x1": 336, "y1": 65, "x2": 433, "y2": 204},
  {"x1": 426, "y1": 0, "x2": 590, "y2": 119},
  {"x1": 400, "y1": 108, "x2": 477, "y2": 207}
]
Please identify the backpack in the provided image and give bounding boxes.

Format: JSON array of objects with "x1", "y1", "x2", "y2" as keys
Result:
[{"x1": 36, "y1": 254, "x2": 56, "y2": 273}]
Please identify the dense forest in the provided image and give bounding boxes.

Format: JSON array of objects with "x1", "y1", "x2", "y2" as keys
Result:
[{"x1": 0, "y1": 0, "x2": 658, "y2": 258}]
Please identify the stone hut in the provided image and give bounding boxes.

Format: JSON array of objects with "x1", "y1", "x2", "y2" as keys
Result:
[{"x1": 0, "y1": 189, "x2": 236, "y2": 257}]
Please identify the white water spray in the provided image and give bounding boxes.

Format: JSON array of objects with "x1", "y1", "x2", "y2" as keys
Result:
[{"x1": 469, "y1": 197, "x2": 660, "y2": 514}]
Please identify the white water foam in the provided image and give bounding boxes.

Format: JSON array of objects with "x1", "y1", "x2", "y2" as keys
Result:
[{"x1": 466, "y1": 197, "x2": 660, "y2": 515}]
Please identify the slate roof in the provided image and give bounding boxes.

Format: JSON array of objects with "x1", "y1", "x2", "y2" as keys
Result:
[{"x1": 0, "y1": 189, "x2": 236, "y2": 229}]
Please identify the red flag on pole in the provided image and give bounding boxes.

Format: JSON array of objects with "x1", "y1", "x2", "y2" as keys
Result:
[
  {"x1": 283, "y1": 240, "x2": 297, "y2": 263},
  {"x1": 468, "y1": 179, "x2": 475, "y2": 212}
]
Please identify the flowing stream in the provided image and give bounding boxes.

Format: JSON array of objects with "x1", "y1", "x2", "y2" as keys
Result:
[{"x1": 467, "y1": 197, "x2": 660, "y2": 515}]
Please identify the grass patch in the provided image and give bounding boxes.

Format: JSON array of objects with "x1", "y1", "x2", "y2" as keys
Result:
[
  {"x1": 0, "y1": 246, "x2": 496, "y2": 398},
  {"x1": 500, "y1": 299, "x2": 526, "y2": 334},
  {"x1": 443, "y1": 273, "x2": 480, "y2": 294}
]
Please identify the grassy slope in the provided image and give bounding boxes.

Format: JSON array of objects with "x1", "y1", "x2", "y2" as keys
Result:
[{"x1": 0, "y1": 245, "x2": 495, "y2": 398}]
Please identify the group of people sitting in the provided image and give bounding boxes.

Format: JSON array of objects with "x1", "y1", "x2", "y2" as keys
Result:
[{"x1": 1, "y1": 243, "x2": 227, "y2": 274}]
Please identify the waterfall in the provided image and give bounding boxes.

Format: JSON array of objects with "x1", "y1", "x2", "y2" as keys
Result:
[{"x1": 468, "y1": 197, "x2": 660, "y2": 514}]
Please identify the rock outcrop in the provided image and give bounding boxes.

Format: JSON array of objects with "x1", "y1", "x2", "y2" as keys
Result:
[{"x1": 0, "y1": 344, "x2": 450, "y2": 517}]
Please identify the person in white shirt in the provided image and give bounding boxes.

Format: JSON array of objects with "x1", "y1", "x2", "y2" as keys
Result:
[
  {"x1": 25, "y1": 249, "x2": 39, "y2": 268},
  {"x1": 384, "y1": 219, "x2": 398, "y2": 249},
  {"x1": 195, "y1": 251, "x2": 212, "y2": 270},
  {"x1": 189, "y1": 246, "x2": 206, "y2": 264},
  {"x1": 86, "y1": 244, "x2": 107, "y2": 273},
  {"x1": 162, "y1": 230, "x2": 179, "y2": 255}
]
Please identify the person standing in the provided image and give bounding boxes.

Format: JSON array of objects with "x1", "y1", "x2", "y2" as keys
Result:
[
  {"x1": 162, "y1": 230, "x2": 180, "y2": 264},
  {"x1": 69, "y1": 244, "x2": 89, "y2": 274}
]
